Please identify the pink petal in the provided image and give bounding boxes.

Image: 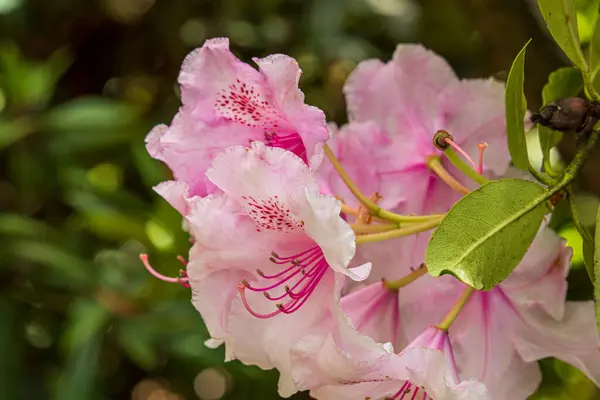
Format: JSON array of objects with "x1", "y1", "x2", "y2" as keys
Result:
[
  {"x1": 502, "y1": 228, "x2": 571, "y2": 321},
  {"x1": 513, "y1": 301, "x2": 600, "y2": 387},
  {"x1": 153, "y1": 180, "x2": 194, "y2": 216},
  {"x1": 254, "y1": 54, "x2": 329, "y2": 169},
  {"x1": 206, "y1": 141, "x2": 317, "y2": 213},
  {"x1": 301, "y1": 191, "x2": 361, "y2": 280},
  {"x1": 450, "y1": 290, "x2": 543, "y2": 399},
  {"x1": 341, "y1": 281, "x2": 401, "y2": 347}
]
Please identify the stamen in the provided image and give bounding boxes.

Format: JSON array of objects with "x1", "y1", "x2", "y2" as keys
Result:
[
  {"x1": 140, "y1": 254, "x2": 190, "y2": 286},
  {"x1": 238, "y1": 246, "x2": 330, "y2": 318},
  {"x1": 477, "y1": 142, "x2": 488, "y2": 174},
  {"x1": 237, "y1": 284, "x2": 282, "y2": 319},
  {"x1": 444, "y1": 137, "x2": 478, "y2": 172},
  {"x1": 176, "y1": 255, "x2": 188, "y2": 266},
  {"x1": 390, "y1": 381, "x2": 431, "y2": 400}
]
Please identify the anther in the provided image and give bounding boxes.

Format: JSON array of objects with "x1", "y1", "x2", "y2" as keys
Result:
[
  {"x1": 271, "y1": 251, "x2": 280, "y2": 258},
  {"x1": 257, "y1": 269, "x2": 266, "y2": 277},
  {"x1": 176, "y1": 255, "x2": 188, "y2": 266},
  {"x1": 241, "y1": 279, "x2": 251, "y2": 288}
]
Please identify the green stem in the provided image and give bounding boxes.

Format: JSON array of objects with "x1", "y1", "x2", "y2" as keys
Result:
[
  {"x1": 528, "y1": 166, "x2": 555, "y2": 186},
  {"x1": 383, "y1": 264, "x2": 427, "y2": 290},
  {"x1": 355, "y1": 218, "x2": 442, "y2": 244},
  {"x1": 556, "y1": 131, "x2": 599, "y2": 189},
  {"x1": 436, "y1": 286, "x2": 475, "y2": 331},
  {"x1": 443, "y1": 147, "x2": 488, "y2": 185},
  {"x1": 324, "y1": 144, "x2": 444, "y2": 223}
]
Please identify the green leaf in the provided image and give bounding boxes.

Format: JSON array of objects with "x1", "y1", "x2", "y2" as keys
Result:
[
  {"x1": 594, "y1": 206, "x2": 600, "y2": 336},
  {"x1": 505, "y1": 40, "x2": 532, "y2": 171},
  {"x1": 426, "y1": 178, "x2": 547, "y2": 290},
  {"x1": 590, "y1": 6, "x2": 600, "y2": 92},
  {"x1": 567, "y1": 188, "x2": 596, "y2": 280},
  {"x1": 539, "y1": 67, "x2": 584, "y2": 162},
  {"x1": 538, "y1": 0, "x2": 588, "y2": 71}
]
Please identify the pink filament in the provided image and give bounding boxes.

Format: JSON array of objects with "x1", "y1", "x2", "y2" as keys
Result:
[
  {"x1": 239, "y1": 246, "x2": 329, "y2": 318},
  {"x1": 477, "y1": 142, "x2": 488, "y2": 174},
  {"x1": 391, "y1": 381, "x2": 432, "y2": 400},
  {"x1": 140, "y1": 254, "x2": 190, "y2": 287},
  {"x1": 444, "y1": 137, "x2": 478, "y2": 171}
]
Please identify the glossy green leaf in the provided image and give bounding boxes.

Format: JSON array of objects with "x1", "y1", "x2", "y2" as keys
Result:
[
  {"x1": 505, "y1": 40, "x2": 532, "y2": 171},
  {"x1": 590, "y1": 7, "x2": 600, "y2": 92},
  {"x1": 539, "y1": 67, "x2": 584, "y2": 163},
  {"x1": 594, "y1": 205, "x2": 600, "y2": 336},
  {"x1": 538, "y1": 0, "x2": 588, "y2": 71},
  {"x1": 426, "y1": 178, "x2": 547, "y2": 290}
]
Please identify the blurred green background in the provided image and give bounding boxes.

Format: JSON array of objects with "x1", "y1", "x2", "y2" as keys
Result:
[{"x1": 1, "y1": 0, "x2": 600, "y2": 399}]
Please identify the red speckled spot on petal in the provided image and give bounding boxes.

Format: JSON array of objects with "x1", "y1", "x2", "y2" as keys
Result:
[
  {"x1": 215, "y1": 79, "x2": 281, "y2": 130},
  {"x1": 242, "y1": 195, "x2": 304, "y2": 232}
]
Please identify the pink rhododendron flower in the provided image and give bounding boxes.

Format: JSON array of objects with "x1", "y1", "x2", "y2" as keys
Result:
[
  {"x1": 319, "y1": 44, "x2": 509, "y2": 214},
  {"x1": 394, "y1": 228, "x2": 600, "y2": 399},
  {"x1": 182, "y1": 141, "x2": 370, "y2": 396},
  {"x1": 291, "y1": 309, "x2": 489, "y2": 400},
  {"x1": 147, "y1": 37, "x2": 329, "y2": 198}
]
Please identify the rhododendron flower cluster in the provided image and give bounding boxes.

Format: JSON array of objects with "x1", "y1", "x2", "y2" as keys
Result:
[{"x1": 142, "y1": 37, "x2": 600, "y2": 399}]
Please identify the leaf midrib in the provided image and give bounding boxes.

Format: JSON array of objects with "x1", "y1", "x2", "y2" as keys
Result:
[{"x1": 449, "y1": 183, "x2": 547, "y2": 273}]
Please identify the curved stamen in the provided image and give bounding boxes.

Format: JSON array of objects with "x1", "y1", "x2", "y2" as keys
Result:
[
  {"x1": 237, "y1": 284, "x2": 282, "y2": 319},
  {"x1": 239, "y1": 246, "x2": 329, "y2": 318},
  {"x1": 140, "y1": 254, "x2": 190, "y2": 288}
]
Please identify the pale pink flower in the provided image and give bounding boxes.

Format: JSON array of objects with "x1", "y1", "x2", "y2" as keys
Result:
[
  {"x1": 147, "y1": 37, "x2": 329, "y2": 198},
  {"x1": 395, "y1": 228, "x2": 600, "y2": 399},
  {"x1": 183, "y1": 141, "x2": 370, "y2": 397},
  {"x1": 291, "y1": 310, "x2": 489, "y2": 400},
  {"x1": 319, "y1": 44, "x2": 509, "y2": 215}
]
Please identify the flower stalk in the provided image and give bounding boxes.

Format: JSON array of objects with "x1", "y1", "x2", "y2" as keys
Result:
[
  {"x1": 324, "y1": 144, "x2": 444, "y2": 223},
  {"x1": 383, "y1": 263, "x2": 428, "y2": 290},
  {"x1": 355, "y1": 218, "x2": 442, "y2": 244},
  {"x1": 436, "y1": 286, "x2": 475, "y2": 331}
]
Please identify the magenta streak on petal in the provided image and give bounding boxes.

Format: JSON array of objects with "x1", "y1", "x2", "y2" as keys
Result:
[
  {"x1": 377, "y1": 162, "x2": 426, "y2": 177},
  {"x1": 239, "y1": 246, "x2": 330, "y2": 318},
  {"x1": 264, "y1": 131, "x2": 308, "y2": 164},
  {"x1": 480, "y1": 292, "x2": 492, "y2": 381},
  {"x1": 352, "y1": 289, "x2": 390, "y2": 333},
  {"x1": 392, "y1": 381, "x2": 410, "y2": 399}
]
